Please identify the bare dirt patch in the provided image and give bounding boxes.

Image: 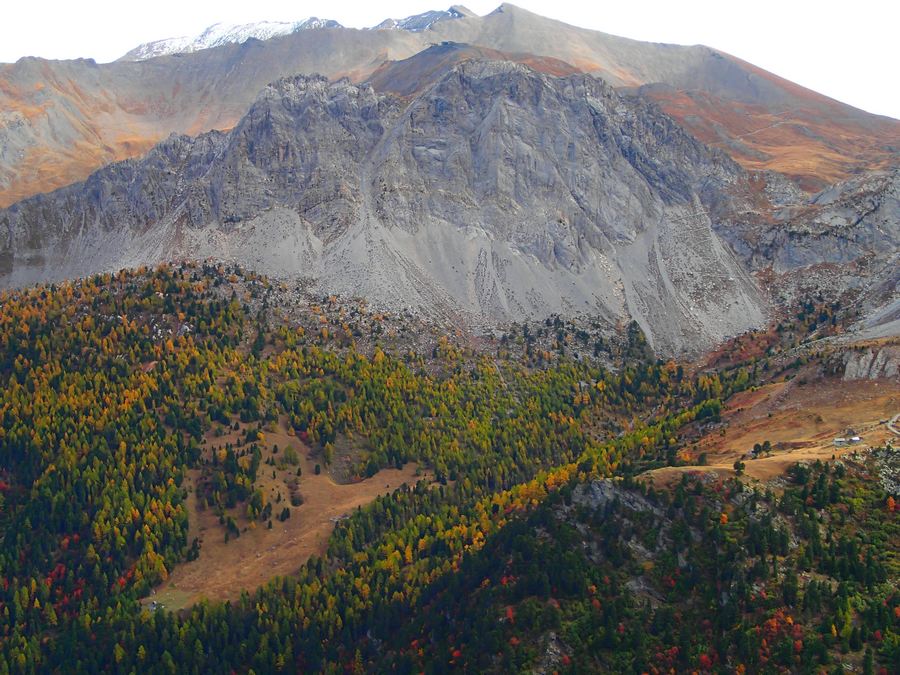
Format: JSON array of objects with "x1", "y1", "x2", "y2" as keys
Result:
[
  {"x1": 645, "y1": 376, "x2": 899, "y2": 488},
  {"x1": 147, "y1": 417, "x2": 431, "y2": 611}
]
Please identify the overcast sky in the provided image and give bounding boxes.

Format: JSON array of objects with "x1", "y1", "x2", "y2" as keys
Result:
[{"x1": 3, "y1": 1, "x2": 898, "y2": 119}]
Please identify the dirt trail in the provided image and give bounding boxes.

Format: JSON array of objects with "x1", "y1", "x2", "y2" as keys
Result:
[{"x1": 888, "y1": 413, "x2": 900, "y2": 437}]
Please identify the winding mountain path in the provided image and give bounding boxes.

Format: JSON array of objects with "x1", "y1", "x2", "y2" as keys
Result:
[{"x1": 888, "y1": 413, "x2": 900, "y2": 438}]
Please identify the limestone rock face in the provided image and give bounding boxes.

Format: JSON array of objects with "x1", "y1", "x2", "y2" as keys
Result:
[
  {"x1": 763, "y1": 170, "x2": 900, "y2": 272},
  {"x1": 0, "y1": 63, "x2": 770, "y2": 355},
  {"x1": 842, "y1": 346, "x2": 900, "y2": 381},
  {"x1": 572, "y1": 480, "x2": 665, "y2": 517},
  {"x1": 720, "y1": 167, "x2": 900, "y2": 340}
]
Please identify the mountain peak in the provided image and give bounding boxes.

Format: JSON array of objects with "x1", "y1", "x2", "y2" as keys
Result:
[
  {"x1": 370, "y1": 6, "x2": 472, "y2": 32},
  {"x1": 489, "y1": 3, "x2": 523, "y2": 15},
  {"x1": 448, "y1": 5, "x2": 477, "y2": 17}
]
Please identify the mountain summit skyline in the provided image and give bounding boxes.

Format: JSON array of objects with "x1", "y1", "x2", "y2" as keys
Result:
[
  {"x1": 2, "y1": 2, "x2": 898, "y2": 118},
  {"x1": 118, "y1": 7, "x2": 478, "y2": 61},
  {"x1": 1, "y1": 2, "x2": 896, "y2": 208}
]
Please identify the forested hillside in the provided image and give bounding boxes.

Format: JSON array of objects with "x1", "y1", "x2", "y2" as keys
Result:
[
  {"x1": 0, "y1": 264, "x2": 895, "y2": 673},
  {"x1": 375, "y1": 462, "x2": 899, "y2": 673}
]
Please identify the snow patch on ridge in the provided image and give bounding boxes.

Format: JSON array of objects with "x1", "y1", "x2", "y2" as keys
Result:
[
  {"x1": 120, "y1": 18, "x2": 342, "y2": 61},
  {"x1": 370, "y1": 6, "x2": 474, "y2": 32}
]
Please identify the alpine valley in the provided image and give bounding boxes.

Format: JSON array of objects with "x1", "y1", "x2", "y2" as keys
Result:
[{"x1": 0, "y1": 5, "x2": 896, "y2": 674}]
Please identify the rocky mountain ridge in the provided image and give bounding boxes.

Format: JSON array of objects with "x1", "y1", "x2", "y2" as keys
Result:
[
  {"x1": 0, "y1": 62, "x2": 770, "y2": 355},
  {"x1": 0, "y1": 6, "x2": 895, "y2": 357},
  {"x1": 1, "y1": 4, "x2": 896, "y2": 207}
]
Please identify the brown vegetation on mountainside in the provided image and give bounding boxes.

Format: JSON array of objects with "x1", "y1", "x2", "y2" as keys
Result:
[
  {"x1": 646, "y1": 375, "x2": 899, "y2": 487},
  {"x1": 0, "y1": 66, "x2": 239, "y2": 207},
  {"x1": 646, "y1": 88, "x2": 900, "y2": 191},
  {"x1": 1, "y1": 140, "x2": 158, "y2": 208}
]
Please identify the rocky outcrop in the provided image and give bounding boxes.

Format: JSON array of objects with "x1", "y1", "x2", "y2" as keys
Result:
[
  {"x1": 763, "y1": 170, "x2": 900, "y2": 273},
  {"x1": 0, "y1": 63, "x2": 768, "y2": 355},
  {"x1": 571, "y1": 479, "x2": 665, "y2": 517},
  {"x1": 719, "y1": 167, "x2": 900, "y2": 337},
  {"x1": 720, "y1": 169, "x2": 899, "y2": 273},
  {"x1": 842, "y1": 345, "x2": 900, "y2": 380}
]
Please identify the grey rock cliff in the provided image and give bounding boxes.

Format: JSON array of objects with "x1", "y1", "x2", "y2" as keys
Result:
[
  {"x1": 763, "y1": 170, "x2": 900, "y2": 273},
  {"x1": 720, "y1": 167, "x2": 900, "y2": 339},
  {"x1": 0, "y1": 63, "x2": 768, "y2": 355},
  {"x1": 842, "y1": 346, "x2": 900, "y2": 381}
]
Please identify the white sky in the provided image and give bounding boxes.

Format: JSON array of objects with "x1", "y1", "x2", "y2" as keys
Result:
[{"x1": 3, "y1": 1, "x2": 898, "y2": 119}]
